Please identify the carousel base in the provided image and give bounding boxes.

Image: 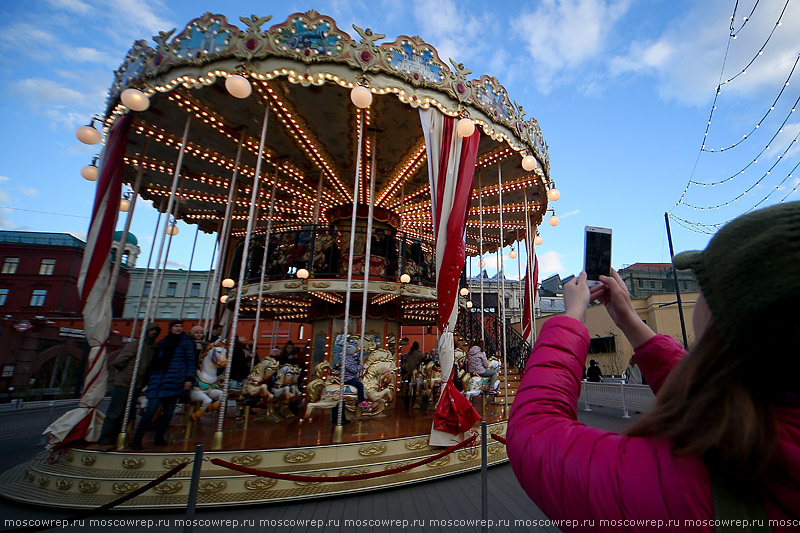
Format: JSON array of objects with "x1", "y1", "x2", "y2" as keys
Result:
[{"x1": 0, "y1": 402, "x2": 509, "y2": 509}]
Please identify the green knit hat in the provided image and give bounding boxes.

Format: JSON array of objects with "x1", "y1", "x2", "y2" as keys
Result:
[{"x1": 672, "y1": 201, "x2": 800, "y2": 345}]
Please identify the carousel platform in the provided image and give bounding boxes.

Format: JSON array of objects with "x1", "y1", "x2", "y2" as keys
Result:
[{"x1": 0, "y1": 402, "x2": 509, "y2": 509}]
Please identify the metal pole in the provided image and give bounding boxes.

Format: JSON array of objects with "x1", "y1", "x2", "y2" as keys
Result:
[
  {"x1": 109, "y1": 162, "x2": 144, "y2": 321},
  {"x1": 523, "y1": 191, "x2": 536, "y2": 342},
  {"x1": 178, "y1": 225, "x2": 200, "y2": 319},
  {"x1": 358, "y1": 134, "x2": 377, "y2": 365},
  {"x1": 131, "y1": 202, "x2": 164, "y2": 339},
  {"x1": 214, "y1": 107, "x2": 269, "y2": 450},
  {"x1": 183, "y1": 444, "x2": 204, "y2": 533},
  {"x1": 252, "y1": 181, "x2": 277, "y2": 362},
  {"x1": 200, "y1": 233, "x2": 218, "y2": 334},
  {"x1": 481, "y1": 420, "x2": 488, "y2": 533},
  {"x1": 497, "y1": 165, "x2": 509, "y2": 408},
  {"x1": 664, "y1": 213, "x2": 689, "y2": 349},
  {"x1": 335, "y1": 108, "x2": 364, "y2": 440},
  {"x1": 478, "y1": 174, "x2": 485, "y2": 343}
]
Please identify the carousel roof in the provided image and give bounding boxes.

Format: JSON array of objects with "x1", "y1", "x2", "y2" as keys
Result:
[{"x1": 102, "y1": 10, "x2": 552, "y2": 254}]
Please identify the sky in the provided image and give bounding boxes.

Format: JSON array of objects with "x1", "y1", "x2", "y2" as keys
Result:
[{"x1": 0, "y1": 0, "x2": 798, "y2": 283}]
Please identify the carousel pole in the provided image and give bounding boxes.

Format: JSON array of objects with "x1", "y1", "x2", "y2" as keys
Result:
[
  {"x1": 178, "y1": 225, "x2": 200, "y2": 319},
  {"x1": 252, "y1": 179, "x2": 278, "y2": 363},
  {"x1": 357, "y1": 134, "x2": 377, "y2": 364},
  {"x1": 131, "y1": 201, "x2": 164, "y2": 341},
  {"x1": 523, "y1": 191, "x2": 537, "y2": 342},
  {"x1": 478, "y1": 173, "x2": 485, "y2": 343},
  {"x1": 497, "y1": 164, "x2": 510, "y2": 411},
  {"x1": 200, "y1": 226, "x2": 219, "y2": 335},
  {"x1": 109, "y1": 160, "x2": 143, "y2": 316},
  {"x1": 514, "y1": 229, "x2": 521, "y2": 324},
  {"x1": 118, "y1": 115, "x2": 191, "y2": 449},
  {"x1": 335, "y1": 108, "x2": 364, "y2": 442},
  {"x1": 204, "y1": 130, "x2": 246, "y2": 333},
  {"x1": 213, "y1": 106, "x2": 269, "y2": 450},
  {"x1": 150, "y1": 193, "x2": 181, "y2": 314}
]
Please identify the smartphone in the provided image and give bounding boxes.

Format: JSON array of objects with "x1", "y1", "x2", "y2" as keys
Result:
[{"x1": 584, "y1": 226, "x2": 612, "y2": 287}]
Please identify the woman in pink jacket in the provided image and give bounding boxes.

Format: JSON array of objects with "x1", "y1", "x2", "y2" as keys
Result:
[{"x1": 508, "y1": 202, "x2": 800, "y2": 531}]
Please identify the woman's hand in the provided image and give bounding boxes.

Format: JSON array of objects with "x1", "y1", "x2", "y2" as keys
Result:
[
  {"x1": 564, "y1": 272, "x2": 590, "y2": 322},
  {"x1": 589, "y1": 269, "x2": 655, "y2": 348}
]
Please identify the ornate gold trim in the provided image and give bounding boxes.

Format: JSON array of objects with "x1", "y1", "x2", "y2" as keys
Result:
[
  {"x1": 197, "y1": 481, "x2": 227, "y2": 494},
  {"x1": 405, "y1": 438, "x2": 429, "y2": 450},
  {"x1": 24, "y1": 469, "x2": 34, "y2": 483},
  {"x1": 163, "y1": 458, "x2": 190, "y2": 469},
  {"x1": 81, "y1": 455, "x2": 97, "y2": 466},
  {"x1": 457, "y1": 448, "x2": 479, "y2": 461},
  {"x1": 310, "y1": 281, "x2": 331, "y2": 288},
  {"x1": 244, "y1": 478, "x2": 277, "y2": 491},
  {"x1": 295, "y1": 473, "x2": 327, "y2": 486},
  {"x1": 358, "y1": 444, "x2": 387, "y2": 457},
  {"x1": 63, "y1": 453, "x2": 74, "y2": 463},
  {"x1": 56, "y1": 479, "x2": 73, "y2": 491},
  {"x1": 488, "y1": 443, "x2": 503, "y2": 455},
  {"x1": 122, "y1": 457, "x2": 145, "y2": 470},
  {"x1": 38, "y1": 477, "x2": 50, "y2": 488},
  {"x1": 231, "y1": 455, "x2": 262, "y2": 467},
  {"x1": 78, "y1": 481, "x2": 99, "y2": 494},
  {"x1": 339, "y1": 468, "x2": 369, "y2": 476},
  {"x1": 283, "y1": 451, "x2": 315, "y2": 463},
  {"x1": 426, "y1": 456, "x2": 451, "y2": 468},
  {"x1": 154, "y1": 481, "x2": 183, "y2": 495},
  {"x1": 112, "y1": 482, "x2": 140, "y2": 495}
]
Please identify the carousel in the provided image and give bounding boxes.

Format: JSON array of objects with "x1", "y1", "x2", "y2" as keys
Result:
[{"x1": 0, "y1": 10, "x2": 557, "y2": 508}]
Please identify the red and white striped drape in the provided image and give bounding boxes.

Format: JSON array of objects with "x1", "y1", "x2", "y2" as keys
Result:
[
  {"x1": 45, "y1": 115, "x2": 133, "y2": 448},
  {"x1": 419, "y1": 109, "x2": 480, "y2": 446},
  {"x1": 522, "y1": 252, "x2": 539, "y2": 343}
]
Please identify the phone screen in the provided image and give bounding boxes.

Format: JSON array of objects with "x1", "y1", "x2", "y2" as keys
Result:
[{"x1": 585, "y1": 230, "x2": 611, "y2": 281}]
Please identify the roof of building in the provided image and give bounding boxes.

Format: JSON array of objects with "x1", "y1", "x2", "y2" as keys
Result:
[
  {"x1": 113, "y1": 230, "x2": 138, "y2": 246},
  {"x1": 620, "y1": 263, "x2": 674, "y2": 272},
  {"x1": 0, "y1": 230, "x2": 85, "y2": 249}
]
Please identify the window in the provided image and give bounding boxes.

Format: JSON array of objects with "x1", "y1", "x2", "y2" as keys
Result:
[
  {"x1": 138, "y1": 311, "x2": 146, "y2": 319},
  {"x1": 185, "y1": 311, "x2": 197, "y2": 318},
  {"x1": 143, "y1": 281, "x2": 151, "y2": 297},
  {"x1": 161, "y1": 311, "x2": 172, "y2": 318},
  {"x1": 0, "y1": 288, "x2": 8, "y2": 306},
  {"x1": 39, "y1": 259, "x2": 56, "y2": 275},
  {"x1": 166, "y1": 282, "x2": 177, "y2": 297},
  {"x1": 2, "y1": 257, "x2": 19, "y2": 274},
  {"x1": 2, "y1": 364, "x2": 14, "y2": 378},
  {"x1": 30, "y1": 289, "x2": 47, "y2": 306},
  {"x1": 190, "y1": 283, "x2": 201, "y2": 297},
  {"x1": 588, "y1": 336, "x2": 616, "y2": 354}
]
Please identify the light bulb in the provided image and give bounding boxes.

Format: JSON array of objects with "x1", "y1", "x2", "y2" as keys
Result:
[
  {"x1": 457, "y1": 117, "x2": 475, "y2": 137},
  {"x1": 466, "y1": 301, "x2": 473, "y2": 309},
  {"x1": 119, "y1": 198, "x2": 130, "y2": 212},
  {"x1": 547, "y1": 188, "x2": 560, "y2": 201},
  {"x1": 296, "y1": 268, "x2": 310, "y2": 279},
  {"x1": 222, "y1": 278, "x2": 235, "y2": 289},
  {"x1": 509, "y1": 249, "x2": 517, "y2": 259},
  {"x1": 80, "y1": 164, "x2": 98, "y2": 181},
  {"x1": 76, "y1": 124, "x2": 101, "y2": 145},
  {"x1": 120, "y1": 88, "x2": 150, "y2": 112},
  {"x1": 166, "y1": 224, "x2": 179, "y2": 236},
  {"x1": 460, "y1": 287, "x2": 469, "y2": 296},
  {"x1": 400, "y1": 273, "x2": 411, "y2": 284},
  {"x1": 225, "y1": 75, "x2": 252, "y2": 98},
  {"x1": 549, "y1": 215, "x2": 559, "y2": 227},
  {"x1": 479, "y1": 259, "x2": 486, "y2": 268},
  {"x1": 522, "y1": 155, "x2": 536, "y2": 171},
  {"x1": 220, "y1": 295, "x2": 229, "y2": 304},
  {"x1": 534, "y1": 235, "x2": 543, "y2": 246},
  {"x1": 350, "y1": 85, "x2": 373, "y2": 108}
]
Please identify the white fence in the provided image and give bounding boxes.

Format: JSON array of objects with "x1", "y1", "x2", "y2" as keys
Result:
[{"x1": 578, "y1": 382, "x2": 656, "y2": 418}]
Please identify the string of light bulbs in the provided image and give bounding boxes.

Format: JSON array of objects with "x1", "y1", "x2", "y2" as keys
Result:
[{"x1": 730, "y1": 0, "x2": 761, "y2": 38}]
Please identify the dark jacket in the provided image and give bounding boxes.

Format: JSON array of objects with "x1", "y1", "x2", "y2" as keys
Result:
[
  {"x1": 146, "y1": 333, "x2": 196, "y2": 399},
  {"x1": 111, "y1": 324, "x2": 159, "y2": 388}
]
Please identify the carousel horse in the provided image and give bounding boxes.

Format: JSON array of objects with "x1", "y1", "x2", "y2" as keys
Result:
[
  {"x1": 189, "y1": 340, "x2": 228, "y2": 421},
  {"x1": 272, "y1": 363, "x2": 302, "y2": 419},
  {"x1": 243, "y1": 356, "x2": 279, "y2": 400},
  {"x1": 413, "y1": 361, "x2": 442, "y2": 408},
  {"x1": 361, "y1": 349, "x2": 396, "y2": 407}
]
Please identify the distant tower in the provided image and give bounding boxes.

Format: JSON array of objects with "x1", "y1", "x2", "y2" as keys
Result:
[{"x1": 111, "y1": 230, "x2": 141, "y2": 267}]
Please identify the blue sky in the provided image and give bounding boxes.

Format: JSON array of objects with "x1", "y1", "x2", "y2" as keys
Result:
[{"x1": 0, "y1": 0, "x2": 798, "y2": 282}]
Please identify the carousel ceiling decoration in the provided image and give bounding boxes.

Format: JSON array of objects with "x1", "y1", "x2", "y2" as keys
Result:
[{"x1": 93, "y1": 10, "x2": 557, "y2": 252}]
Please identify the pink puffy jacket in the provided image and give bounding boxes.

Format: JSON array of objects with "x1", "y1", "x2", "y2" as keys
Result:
[{"x1": 507, "y1": 316, "x2": 800, "y2": 532}]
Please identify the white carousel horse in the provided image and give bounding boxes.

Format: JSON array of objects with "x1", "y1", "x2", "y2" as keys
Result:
[
  {"x1": 189, "y1": 340, "x2": 228, "y2": 421},
  {"x1": 272, "y1": 363, "x2": 302, "y2": 419},
  {"x1": 243, "y1": 356, "x2": 279, "y2": 400}
]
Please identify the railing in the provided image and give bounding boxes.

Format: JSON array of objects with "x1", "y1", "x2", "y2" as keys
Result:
[
  {"x1": 578, "y1": 382, "x2": 656, "y2": 418},
  {"x1": 455, "y1": 308, "x2": 531, "y2": 371},
  {"x1": 0, "y1": 398, "x2": 110, "y2": 442},
  {"x1": 229, "y1": 224, "x2": 437, "y2": 286}
]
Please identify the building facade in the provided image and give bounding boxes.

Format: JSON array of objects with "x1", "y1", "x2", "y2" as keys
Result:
[
  {"x1": 123, "y1": 268, "x2": 215, "y2": 319},
  {"x1": 618, "y1": 262, "x2": 700, "y2": 299},
  {"x1": 465, "y1": 271, "x2": 525, "y2": 324}
]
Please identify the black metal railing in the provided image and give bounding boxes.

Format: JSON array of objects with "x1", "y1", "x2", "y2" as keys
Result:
[
  {"x1": 456, "y1": 308, "x2": 531, "y2": 372},
  {"x1": 229, "y1": 224, "x2": 436, "y2": 286}
]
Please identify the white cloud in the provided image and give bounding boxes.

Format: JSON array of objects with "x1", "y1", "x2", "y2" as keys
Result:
[
  {"x1": 516, "y1": 0, "x2": 633, "y2": 93},
  {"x1": 0, "y1": 176, "x2": 9, "y2": 184},
  {"x1": 166, "y1": 260, "x2": 188, "y2": 269},
  {"x1": 560, "y1": 209, "x2": 582, "y2": 219},
  {"x1": 537, "y1": 250, "x2": 564, "y2": 277},
  {"x1": 411, "y1": 0, "x2": 495, "y2": 65},
  {"x1": 46, "y1": 0, "x2": 91, "y2": 14},
  {"x1": 20, "y1": 187, "x2": 39, "y2": 197},
  {"x1": 103, "y1": 0, "x2": 175, "y2": 45},
  {"x1": 10, "y1": 78, "x2": 105, "y2": 129}
]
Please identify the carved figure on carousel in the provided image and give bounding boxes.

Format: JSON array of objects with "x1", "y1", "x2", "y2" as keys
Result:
[
  {"x1": 272, "y1": 363, "x2": 302, "y2": 419},
  {"x1": 189, "y1": 340, "x2": 228, "y2": 421},
  {"x1": 413, "y1": 360, "x2": 442, "y2": 409}
]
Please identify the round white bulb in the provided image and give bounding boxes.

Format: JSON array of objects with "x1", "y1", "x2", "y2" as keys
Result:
[
  {"x1": 400, "y1": 273, "x2": 411, "y2": 284},
  {"x1": 457, "y1": 117, "x2": 475, "y2": 137},
  {"x1": 534, "y1": 235, "x2": 543, "y2": 246},
  {"x1": 549, "y1": 215, "x2": 559, "y2": 227},
  {"x1": 76, "y1": 125, "x2": 101, "y2": 145},
  {"x1": 296, "y1": 268, "x2": 310, "y2": 279},
  {"x1": 120, "y1": 88, "x2": 150, "y2": 112},
  {"x1": 350, "y1": 86, "x2": 373, "y2": 108},
  {"x1": 222, "y1": 278, "x2": 235, "y2": 289},
  {"x1": 119, "y1": 198, "x2": 130, "y2": 212},
  {"x1": 80, "y1": 164, "x2": 98, "y2": 181},
  {"x1": 220, "y1": 295, "x2": 229, "y2": 304},
  {"x1": 459, "y1": 287, "x2": 469, "y2": 296},
  {"x1": 479, "y1": 259, "x2": 486, "y2": 268},
  {"x1": 522, "y1": 155, "x2": 536, "y2": 171},
  {"x1": 466, "y1": 301, "x2": 473, "y2": 309},
  {"x1": 547, "y1": 188, "x2": 561, "y2": 201},
  {"x1": 225, "y1": 75, "x2": 252, "y2": 99},
  {"x1": 166, "y1": 224, "x2": 179, "y2": 236},
  {"x1": 509, "y1": 249, "x2": 517, "y2": 259}
]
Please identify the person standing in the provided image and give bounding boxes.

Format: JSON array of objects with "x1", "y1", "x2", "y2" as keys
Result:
[
  {"x1": 131, "y1": 319, "x2": 195, "y2": 450},
  {"x1": 190, "y1": 325, "x2": 206, "y2": 366},
  {"x1": 97, "y1": 323, "x2": 161, "y2": 449},
  {"x1": 586, "y1": 359, "x2": 602, "y2": 382},
  {"x1": 206, "y1": 324, "x2": 223, "y2": 343}
]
